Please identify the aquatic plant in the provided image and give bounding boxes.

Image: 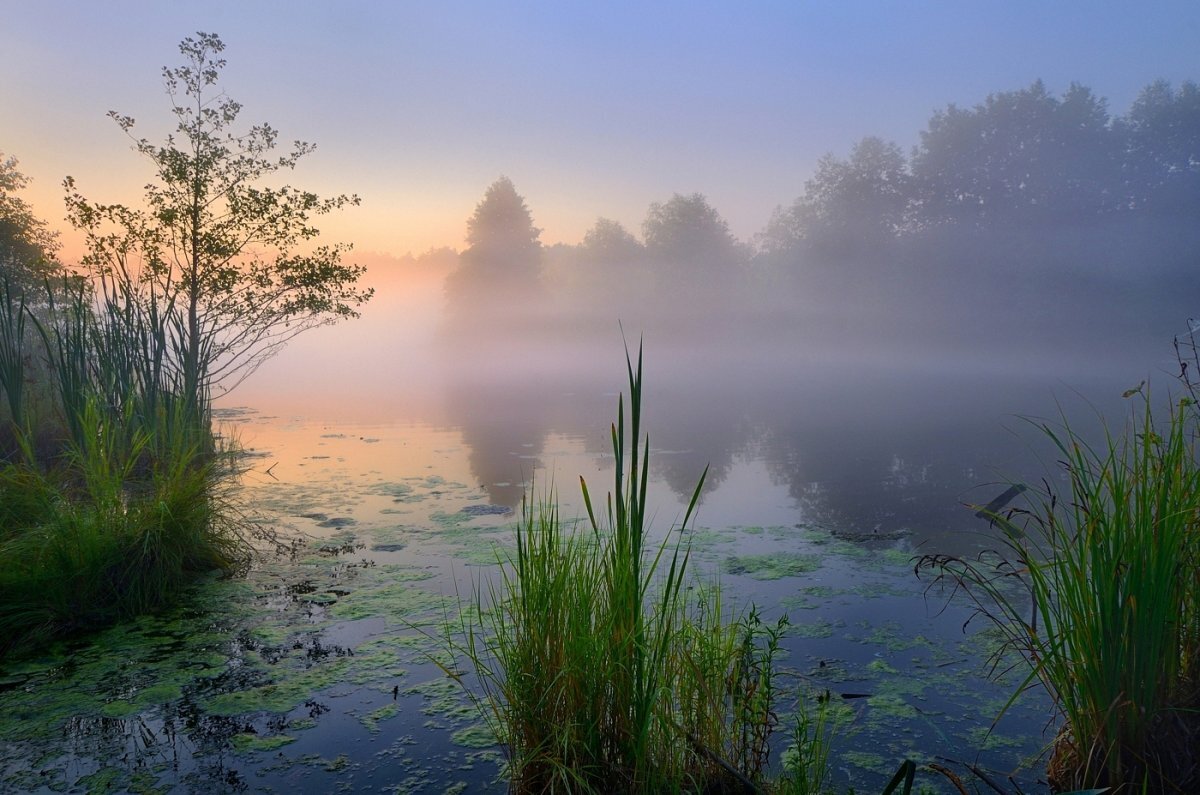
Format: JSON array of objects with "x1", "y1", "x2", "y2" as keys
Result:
[
  {"x1": 442, "y1": 345, "x2": 828, "y2": 792},
  {"x1": 919, "y1": 391, "x2": 1200, "y2": 792},
  {"x1": 775, "y1": 695, "x2": 835, "y2": 795}
]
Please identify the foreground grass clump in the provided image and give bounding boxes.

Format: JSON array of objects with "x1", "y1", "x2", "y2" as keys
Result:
[
  {"x1": 920, "y1": 391, "x2": 1200, "y2": 793},
  {"x1": 444, "y1": 347, "x2": 831, "y2": 793},
  {"x1": 0, "y1": 277, "x2": 251, "y2": 658},
  {"x1": 0, "y1": 435, "x2": 248, "y2": 657}
]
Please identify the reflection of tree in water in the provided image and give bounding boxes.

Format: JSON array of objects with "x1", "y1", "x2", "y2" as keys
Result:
[
  {"x1": 752, "y1": 369, "x2": 1127, "y2": 556},
  {"x1": 440, "y1": 366, "x2": 749, "y2": 508},
  {"x1": 442, "y1": 373, "x2": 551, "y2": 508},
  {"x1": 437, "y1": 340, "x2": 1134, "y2": 557},
  {"x1": 637, "y1": 379, "x2": 752, "y2": 501}
]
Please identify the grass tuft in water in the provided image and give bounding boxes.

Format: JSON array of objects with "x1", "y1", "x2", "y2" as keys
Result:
[
  {"x1": 920, "y1": 391, "x2": 1200, "y2": 793},
  {"x1": 0, "y1": 276, "x2": 251, "y2": 658},
  {"x1": 441, "y1": 344, "x2": 833, "y2": 793}
]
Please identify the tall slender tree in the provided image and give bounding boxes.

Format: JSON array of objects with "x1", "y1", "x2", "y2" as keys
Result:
[{"x1": 65, "y1": 32, "x2": 372, "y2": 422}]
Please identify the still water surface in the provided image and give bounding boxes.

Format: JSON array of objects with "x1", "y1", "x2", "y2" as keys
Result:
[{"x1": 0, "y1": 350, "x2": 1155, "y2": 793}]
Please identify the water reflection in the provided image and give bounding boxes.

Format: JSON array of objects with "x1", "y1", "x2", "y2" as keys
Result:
[{"x1": 434, "y1": 351, "x2": 1133, "y2": 557}]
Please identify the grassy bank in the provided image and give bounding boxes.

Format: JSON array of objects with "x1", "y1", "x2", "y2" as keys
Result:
[{"x1": 0, "y1": 277, "x2": 250, "y2": 658}]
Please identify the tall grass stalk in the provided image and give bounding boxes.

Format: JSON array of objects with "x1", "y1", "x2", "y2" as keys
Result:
[
  {"x1": 775, "y1": 695, "x2": 834, "y2": 795},
  {"x1": 920, "y1": 394, "x2": 1200, "y2": 792},
  {"x1": 0, "y1": 279, "x2": 29, "y2": 434}
]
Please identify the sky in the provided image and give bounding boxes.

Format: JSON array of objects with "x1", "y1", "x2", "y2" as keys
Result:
[{"x1": 3, "y1": 1, "x2": 1199, "y2": 264}]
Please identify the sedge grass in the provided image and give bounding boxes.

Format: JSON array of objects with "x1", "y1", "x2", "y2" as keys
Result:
[
  {"x1": 0, "y1": 398, "x2": 251, "y2": 657},
  {"x1": 443, "y1": 345, "x2": 831, "y2": 793},
  {"x1": 0, "y1": 275, "x2": 250, "y2": 658},
  {"x1": 920, "y1": 392, "x2": 1200, "y2": 792}
]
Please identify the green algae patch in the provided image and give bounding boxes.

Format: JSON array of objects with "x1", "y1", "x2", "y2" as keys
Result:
[
  {"x1": 230, "y1": 732, "x2": 297, "y2": 752},
  {"x1": 867, "y1": 692, "x2": 919, "y2": 720},
  {"x1": 203, "y1": 654, "x2": 353, "y2": 716},
  {"x1": 840, "y1": 750, "x2": 894, "y2": 776},
  {"x1": 450, "y1": 724, "x2": 496, "y2": 749},
  {"x1": 359, "y1": 703, "x2": 401, "y2": 733},
  {"x1": 99, "y1": 699, "x2": 140, "y2": 719},
  {"x1": 867, "y1": 659, "x2": 900, "y2": 676},
  {"x1": 133, "y1": 683, "x2": 183, "y2": 706},
  {"x1": 370, "y1": 482, "x2": 419, "y2": 501},
  {"x1": 788, "y1": 616, "x2": 840, "y2": 639},
  {"x1": 341, "y1": 642, "x2": 410, "y2": 687},
  {"x1": 723, "y1": 552, "x2": 821, "y2": 580},
  {"x1": 328, "y1": 573, "x2": 443, "y2": 624},
  {"x1": 405, "y1": 678, "x2": 478, "y2": 721},
  {"x1": 77, "y1": 766, "x2": 123, "y2": 793},
  {"x1": 877, "y1": 546, "x2": 917, "y2": 568},
  {"x1": 299, "y1": 591, "x2": 339, "y2": 605}
]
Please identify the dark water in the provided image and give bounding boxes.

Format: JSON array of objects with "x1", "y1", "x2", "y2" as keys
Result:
[{"x1": 0, "y1": 346, "x2": 1166, "y2": 794}]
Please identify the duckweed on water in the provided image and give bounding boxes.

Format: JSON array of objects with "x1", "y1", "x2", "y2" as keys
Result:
[
  {"x1": 451, "y1": 724, "x2": 497, "y2": 749},
  {"x1": 723, "y1": 551, "x2": 822, "y2": 579},
  {"x1": 788, "y1": 616, "x2": 840, "y2": 639},
  {"x1": 358, "y1": 703, "x2": 401, "y2": 733},
  {"x1": 231, "y1": 732, "x2": 297, "y2": 752}
]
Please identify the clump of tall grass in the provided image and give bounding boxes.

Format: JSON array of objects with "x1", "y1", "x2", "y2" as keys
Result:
[
  {"x1": 444, "y1": 346, "x2": 830, "y2": 793},
  {"x1": 0, "y1": 275, "x2": 250, "y2": 658},
  {"x1": 919, "y1": 390, "x2": 1200, "y2": 793}
]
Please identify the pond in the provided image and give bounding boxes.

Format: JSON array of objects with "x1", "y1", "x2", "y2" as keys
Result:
[{"x1": 0, "y1": 347, "x2": 1150, "y2": 794}]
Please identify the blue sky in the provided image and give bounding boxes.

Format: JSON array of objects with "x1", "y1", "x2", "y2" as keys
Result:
[{"x1": 3, "y1": 1, "x2": 1198, "y2": 259}]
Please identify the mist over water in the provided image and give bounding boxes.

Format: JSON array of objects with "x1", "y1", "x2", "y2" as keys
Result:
[
  {"x1": 231, "y1": 233, "x2": 1170, "y2": 563},
  {"x1": 208, "y1": 78, "x2": 1199, "y2": 789}
]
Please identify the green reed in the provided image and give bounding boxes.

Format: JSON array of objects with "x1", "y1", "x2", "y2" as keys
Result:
[
  {"x1": 444, "y1": 346, "x2": 831, "y2": 793},
  {"x1": 920, "y1": 393, "x2": 1200, "y2": 792},
  {"x1": 0, "y1": 279, "x2": 29, "y2": 433}
]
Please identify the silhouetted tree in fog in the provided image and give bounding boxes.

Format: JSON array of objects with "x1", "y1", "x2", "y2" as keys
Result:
[
  {"x1": 1116, "y1": 80, "x2": 1200, "y2": 217},
  {"x1": 575, "y1": 218, "x2": 650, "y2": 305},
  {"x1": 910, "y1": 80, "x2": 1117, "y2": 228},
  {"x1": 790, "y1": 136, "x2": 911, "y2": 258},
  {"x1": 0, "y1": 154, "x2": 62, "y2": 296},
  {"x1": 445, "y1": 176, "x2": 543, "y2": 314},
  {"x1": 642, "y1": 193, "x2": 745, "y2": 305}
]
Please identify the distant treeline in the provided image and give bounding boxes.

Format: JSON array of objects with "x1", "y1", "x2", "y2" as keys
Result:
[{"x1": 443, "y1": 79, "x2": 1199, "y2": 361}]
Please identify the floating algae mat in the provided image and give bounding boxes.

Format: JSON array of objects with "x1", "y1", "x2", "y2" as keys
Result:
[{"x1": 0, "y1": 412, "x2": 1058, "y2": 793}]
